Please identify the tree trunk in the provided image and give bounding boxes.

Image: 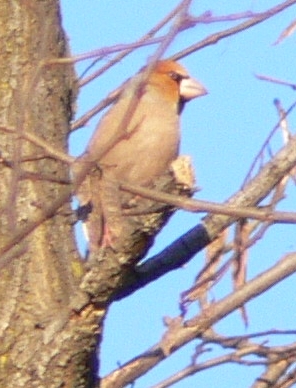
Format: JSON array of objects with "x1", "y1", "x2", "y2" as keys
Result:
[{"x1": 0, "y1": 1, "x2": 101, "y2": 386}]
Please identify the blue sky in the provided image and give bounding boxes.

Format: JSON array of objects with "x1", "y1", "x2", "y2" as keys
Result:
[{"x1": 61, "y1": 1, "x2": 296, "y2": 387}]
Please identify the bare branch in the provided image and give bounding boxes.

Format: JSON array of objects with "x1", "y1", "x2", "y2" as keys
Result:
[
  {"x1": 114, "y1": 134, "x2": 296, "y2": 300},
  {"x1": 72, "y1": 0, "x2": 296, "y2": 133},
  {"x1": 251, "y1": 360, "x2": 293, "y2": 388},
  {"x1": 172, "y1": 0, "x2": 296, "y2": 60},
  {"x1": 120, "y1": 181, "x2": 296, "y2": 223},
  {"x1": 0, "y1": 126, "x2": 73, "y2": 165},
  {"x1": 102, "y1": 253, "x2": 296, "y2": 387},
  {"x1": 79, "y1": 0, "x2": 187, "y2": 87},
  {"x1": 255, "y1": 74, "x2": 296, "y2": 90}
]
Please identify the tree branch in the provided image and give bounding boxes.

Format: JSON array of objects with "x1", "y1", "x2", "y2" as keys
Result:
[
  {"x1": 102, "y1": 252, "x2": 296, "y2": 387},
  {"x1": 172, "y1": 0, "x2": 296, "y2": 60},
  {"x1": 114, "y1": 134, "x2": 296, "y2": 300}
]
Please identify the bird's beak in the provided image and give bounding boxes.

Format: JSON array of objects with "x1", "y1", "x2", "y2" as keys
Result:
[{"x1": 180, "y1": 77, "x2": 208, "y2": 101}]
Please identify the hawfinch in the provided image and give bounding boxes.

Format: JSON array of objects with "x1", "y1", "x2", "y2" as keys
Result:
[{"x1": 75, "y1": 60, "x2": 207, "y2": 249}]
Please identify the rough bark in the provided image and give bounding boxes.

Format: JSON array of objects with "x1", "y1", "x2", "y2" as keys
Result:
[{"x1": 0, "y1": 1, "x2": 100, "y2": 386}]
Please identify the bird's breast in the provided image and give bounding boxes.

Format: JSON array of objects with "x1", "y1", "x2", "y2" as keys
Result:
[{"x1": 101, "y1": 94, "x2": 180, "y2": 185}]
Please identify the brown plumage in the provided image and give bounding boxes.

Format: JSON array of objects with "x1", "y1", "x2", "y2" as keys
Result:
[{"x1": 75, "y1": 60, "x2": 207, "y2": 249}]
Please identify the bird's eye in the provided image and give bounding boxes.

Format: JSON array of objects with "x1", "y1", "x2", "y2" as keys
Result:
[{"x1": 168, "y1": 71, "x2": 183, "y2": 82}]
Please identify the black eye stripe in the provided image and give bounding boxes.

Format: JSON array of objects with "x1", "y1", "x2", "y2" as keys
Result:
[{"x1": 168, "y1": 71, "x2": 189, "y2": 82}]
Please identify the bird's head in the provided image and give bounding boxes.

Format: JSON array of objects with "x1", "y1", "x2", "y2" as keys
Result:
[{"x1": 145, "y1": 60, "x2": 207, "y2": 113}]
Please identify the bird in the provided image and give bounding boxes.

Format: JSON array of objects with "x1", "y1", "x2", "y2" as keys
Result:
[{"x1": 74, "y1": 59, "x2": 207, "y2": 250}]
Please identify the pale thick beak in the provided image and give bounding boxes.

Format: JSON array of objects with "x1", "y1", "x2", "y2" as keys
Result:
[{"x1": 180, "y1": 77, "x2": 208, "y2": 101}]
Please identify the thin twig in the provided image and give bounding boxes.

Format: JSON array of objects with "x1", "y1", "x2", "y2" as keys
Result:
[
  {"x1": 120, "y1": 182, "x2": 296, "y2": 224},
  {"x1": 79, "y1": 1, "x2": 186, "y2": 87},
  {"x1": 172, "y1": 0, "x2": 296, "y2": 60}
]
